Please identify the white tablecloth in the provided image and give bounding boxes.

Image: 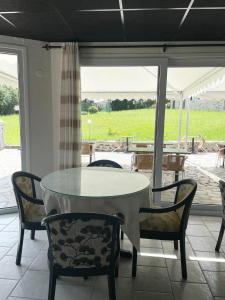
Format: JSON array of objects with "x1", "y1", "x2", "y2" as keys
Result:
[{"x1": 41, "y1": 167, "x2": 151, "y2": 251}]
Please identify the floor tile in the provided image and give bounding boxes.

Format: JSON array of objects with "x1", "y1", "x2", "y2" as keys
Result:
[
  {"x1": 0, "y1": 279, "x2": 18, "y2": 300},
  {"x1": 7, "y1": 239, "x2": 46, "y2": 258},
  {"x1": 0, "y1": 214, "x2": 17, "y2": 225},
  {"x1": 162, "y1": 241, "x2": 194, "y2": 260},
  {"x1": 166, "y1": 260, "x2": 206, "y2": 283},
  {"x1": 204, "y1": 271, "x2": 225, "y2": 297},
  {"x1": 188, "y1": 216, "x2": 204, "y2": 225},
  {"x1": 172, "y1": 282, "x2": 213, "y2": 300},
  {"x1": 29, "y1": 250, "x2": 48, "y2": 271},
  {"x1": 2, "y1": 219, "x2": 19, "y2": 232},
  {"x1": 194, "y1": 251, "x2": 225, "y2": 272},
  {"x1": 0, "y1": 232, "x2": 18, "y2": 247},
  {"x1": 0, "y1": 247, "x2": 10, "y2": 260},
  {"x1": 0, "y1": 256, "x2": 33, "y2": 280},
  {"x1": 138, "y1": 253, "x2": 166, "y2": 268},
  {"x1": 133, "y1": 291, "x2": 174, "y2": 300},
  {"x1": 56, "y1": 283, "x2": 93, "y2": 300},
  {"x1": 132, "y1": 266, "x2": 171, "y2": 292},
  {"x1": 11, "y1": 270, "x2": 49, "y2": 299},
  {"x1": 188, "y1": 236, "x2": 217, "y2": 252},
  {"x1": 140, "y1": 239, "x2": 162, "y2": 248},
  {"x1": 186, "y1": 224, "x2": 211, "y2": 237}
]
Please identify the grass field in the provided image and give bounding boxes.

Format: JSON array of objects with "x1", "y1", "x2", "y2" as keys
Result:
[{"x1": 2, "y1": 109, "x2": 225, "y2": 145}]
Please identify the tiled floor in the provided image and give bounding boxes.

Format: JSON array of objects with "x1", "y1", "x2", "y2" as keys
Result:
[{"x1": 0, "y1": 213, "x2": 225, "y2": 299}]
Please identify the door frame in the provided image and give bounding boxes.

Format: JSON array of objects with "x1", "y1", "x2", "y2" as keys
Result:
[{"x1": 0, "y1": 44, "x2": 30, "y2": 213}]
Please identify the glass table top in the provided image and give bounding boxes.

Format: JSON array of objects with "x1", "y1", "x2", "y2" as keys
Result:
[{"x1": 41, "y1": 167, "x2": 150, "y2": 198}]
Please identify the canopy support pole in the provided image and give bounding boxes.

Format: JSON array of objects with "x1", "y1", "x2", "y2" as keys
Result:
[
  {"x1": 185, "y1": 98, "x2": 190, "y2": 150},
  {"x1": 177, "y1": 92, "x2": 183, "y2": 149}
]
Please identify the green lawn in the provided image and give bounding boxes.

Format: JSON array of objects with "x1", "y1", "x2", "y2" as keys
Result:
[
  {"x1": 1, "y1": 109, "x2": 225, "y2": 145},
  {"x1": 0, "y1": 114, "x2": 20, "y2": 145}
]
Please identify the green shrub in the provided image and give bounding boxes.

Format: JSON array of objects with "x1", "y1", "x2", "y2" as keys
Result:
[
  {"x1": 0, "y1": 85, "x2": 18, "y2": 115},
  {"x1": 88, "y1": 105, "x2": 98, "y2": 114}
]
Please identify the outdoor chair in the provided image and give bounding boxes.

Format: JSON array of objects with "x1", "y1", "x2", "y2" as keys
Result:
[
  {"x1": 42, "y1": 213, "x2": 122, "y2": 300},
  {"x1": 197, "y1": 135, "x2": 207, "y2": 152},
  {"x1": 87, "y1": 159, "x2": 122, "y2": 169},
  {"x1": 132, "y1": 179, "x2": 197, "y2": 279},
  {"x1": 215, "y1": 180, "x2": 225, "y2": 252},
  {"x1": 81, "y1": 143, "x2": 95, "y2": 164},
  {"x1": 216, "y1": 144, "x2": 225, "y2": 168},
  {"x1": 163, "y1": 154, "x2": 186, "y2": 180},
  {"x1": 132, "y1": 153, "x2": 154, "y2": 172},
  {"x1": 11, "y1": 171, "x2": 46, "y2": 265}
]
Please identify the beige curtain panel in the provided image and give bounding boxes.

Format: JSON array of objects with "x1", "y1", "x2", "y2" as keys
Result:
[{"x1": 59, "y1": 42, "x2": 81, "y2": 169}]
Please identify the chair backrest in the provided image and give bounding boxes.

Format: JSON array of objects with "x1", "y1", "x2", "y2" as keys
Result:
[
  {"x1": 12, "y1": 171, "x2": 42, "y2": 222},
  {"x1": 43, "y1": 213, "x2": 121, "y2": 275},
  {"x1": 87, "y1": 159, "x2": 122, "y2": 169},
  {"x1": 81, "y1": 143, "x2": 94, "y2": 155},
  {"x1": 136, "y1": 143, "x2": 148, "y2": 148},
  {"x1": 135, "y1": 154, "x2": 154, "y2": 170},
  {"x1": 174, "y1": 179, "x2": 197, "y2": 231},
  {"x1": 165, "y1": 154, "x2": 186, "y2": 172},
  {"x1": 219, "y1": 180, "x2": 225, "y2": 220},
  {"x1": 217, "y1": 144, "x2": 225, "y2": 157}
]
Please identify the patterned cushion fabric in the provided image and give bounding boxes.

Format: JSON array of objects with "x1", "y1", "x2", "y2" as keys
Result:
[
  {"x1": 48, "y1": 218, "x2": 115, "y2": 269},
  {"x1": 15, "y1": 176, "x2": 46, "y2": 222},
  {"x1": 140, "y1": 211, "x2": 181, "y2": 232}
]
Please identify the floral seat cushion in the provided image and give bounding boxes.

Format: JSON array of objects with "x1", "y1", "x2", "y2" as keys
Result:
[
  {"x1": 15, "y1": 176, "x2": 46, "y2": 223},
  {"x1": 140, "y1": 211, "x2": 180, "y2": 232}
]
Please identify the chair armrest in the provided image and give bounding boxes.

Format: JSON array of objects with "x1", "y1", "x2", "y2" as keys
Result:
[
  {"x1": 140, "y1": 200, "x2": 185, "y2": 214},
  {"x1": 152, "y1": 181, "x2": 179, "y2": 192}
]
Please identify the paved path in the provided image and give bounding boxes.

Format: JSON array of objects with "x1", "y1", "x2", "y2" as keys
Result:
[{"x1": 0, "y1": 149, "x2": 222, "y2": 209}]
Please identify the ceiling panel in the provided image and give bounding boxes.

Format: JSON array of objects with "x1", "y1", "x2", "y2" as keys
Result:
[
  {"x1": 5, "y1": 12, "x2": 73, "y2": 41},
  {"x1": 178, "y1": 10, "x2": 225, "y2": 41},
  {"x1": 124, "y1": 10, "x2": 183, "y2": 41},
  {"x1": 123, "y1": 0, "x2": 190, "y2": 9},
  {"x1": 49, "y1": 0, "x2": 119, "y2": 10},
  {"x1": 64, "y1": 12, "x2": 123, "y2": 42},
  {"x1": 0, "y1": 0, "x2": 51, "y2": 13},
  {"x1": 192, "y1": 0, "x2": 225, "y2": 7}
]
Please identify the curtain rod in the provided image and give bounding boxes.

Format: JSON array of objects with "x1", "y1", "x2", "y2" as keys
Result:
[{"x1": 42, "y1": 43, "x2": 225, "y2": 52}]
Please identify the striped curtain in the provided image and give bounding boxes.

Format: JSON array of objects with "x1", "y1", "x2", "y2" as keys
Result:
[{"x1": 59, "y1": 42, "x2": 81, "y2": 169}]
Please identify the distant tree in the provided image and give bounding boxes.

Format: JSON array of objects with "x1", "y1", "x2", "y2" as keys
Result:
[
  {"x1": 0, "y1": 85, "x2": 18, "y2": 115},
  {"x1": 88, "y1": 105, "x2": 98, "y2": 114}
]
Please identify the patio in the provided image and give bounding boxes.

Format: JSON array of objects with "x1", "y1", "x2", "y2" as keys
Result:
[{"x1": 0, "y1": 148, "x2": 222, "y2": 209}]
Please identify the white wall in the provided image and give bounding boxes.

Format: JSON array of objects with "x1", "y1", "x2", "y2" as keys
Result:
[{"x1": 0, "y1": 35, "x2": 54, "y2": 177}]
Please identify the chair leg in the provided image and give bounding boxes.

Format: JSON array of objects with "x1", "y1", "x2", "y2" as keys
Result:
[
  {"x1": 16, "y1": 226, "x2": 24, "y2": 265},
  {"x1": 180, "y1": 236, "x2": 187, "y2": 279},
  {"x1": 121, "y1": 231, "x2": 124, "y2": 240},
  {"x1": 132, "y1": 246, "x2": 137, "y2": 277},
  {"x1": 174, "y1": 240, "x2": 178, "y2": 250},
  {"x1": 31, "y1": 229, "x2": 35, "y2": 240},
  {"x1": 108, "y1": 273, "x2": 116, "y2": 300},
  {"x1": 48, "y1": 270, "x2": 57, "y2": 300},
  {"x1": 215, "y1": 221, "x2": 225, "y2": 252},
  {"x1": 115, "y1": 260, "x2": 119, "y2": 278}
]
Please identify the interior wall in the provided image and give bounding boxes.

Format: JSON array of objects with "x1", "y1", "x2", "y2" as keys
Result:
[{"x1": 0, "y1": 35, "x2": 54, "y2": 177}]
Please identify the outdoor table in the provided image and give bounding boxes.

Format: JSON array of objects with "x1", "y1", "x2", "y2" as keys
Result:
[
  {"x1": 41, "y1": 167, "x2": 150, "y2": 253},
  {"x1": 128, "y1": 146, "x2": 190, "y2": 181},
  {"x1": 121, "y1": 136, "x2": 134, "y2": 152}
]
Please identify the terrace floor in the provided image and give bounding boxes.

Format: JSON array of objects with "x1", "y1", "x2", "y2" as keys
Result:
[
  {"x1": 0, "y1": 212, "x2": 224, "y2": 299},
  {"x1": 0, "y1": 149, "x2": 223, "y2": 209}
]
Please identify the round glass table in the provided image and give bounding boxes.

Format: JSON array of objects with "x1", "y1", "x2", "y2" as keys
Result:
[{"x1": 41, "y1": 167, "x2": 151, "y2": 252}]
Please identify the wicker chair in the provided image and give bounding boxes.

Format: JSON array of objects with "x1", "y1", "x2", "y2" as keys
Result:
[
  {"x1": 133, "y1": 153, "x2": 154, "y2": 172},
  {"x1": 216, "y1": 144, "x2": 225, "y2": 168},
  {"x1": 81, "y1": 143, "x2": 95, "y2": 164},
  {"x1": 12, "y1": 171, "x2": 46, "y2": 265},
  {"x1": 163, "y1": 154, "x2": 186, "y2": 180},
  {"x1": 42, "y1": 213, "x2": 122, "y2": 300},
  {"x1": 215, "y1": 180, "x2": 225, "y2": 251},
  {"x1": 87, "y1": 159, "x2": 122, "y2": 169},
  {"x1": 132, "y1": 179, "x2": 197, "y2": 279}
]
